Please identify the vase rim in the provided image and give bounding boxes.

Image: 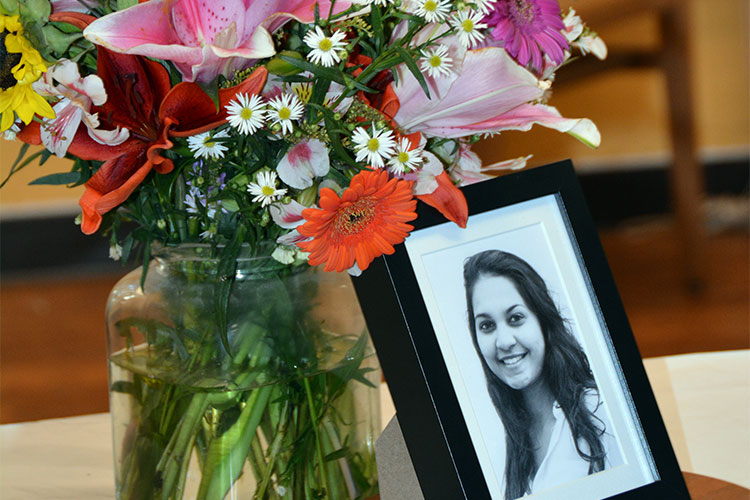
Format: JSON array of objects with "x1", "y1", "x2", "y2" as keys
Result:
[{"x1": 152, "y1": 243, "x2": 280, "y2": 265}]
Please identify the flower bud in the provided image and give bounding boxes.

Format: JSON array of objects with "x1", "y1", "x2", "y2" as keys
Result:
[{"x1": 297, "y1": 185, "x2": 318, "y2": 207}]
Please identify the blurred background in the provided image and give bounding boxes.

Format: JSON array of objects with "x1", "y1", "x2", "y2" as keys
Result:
[{"x1": 1, "y1": 0, "x2": 748, "y2": 424}]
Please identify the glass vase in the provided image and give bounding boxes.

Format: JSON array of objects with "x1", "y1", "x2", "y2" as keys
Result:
[{"x1": 105, "y1": 245, "x2": 380, "y2": 499}]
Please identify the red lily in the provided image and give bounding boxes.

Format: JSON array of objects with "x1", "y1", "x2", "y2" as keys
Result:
[{"x1": 18, "y1": 12, "x2": 267, "y2": 234}]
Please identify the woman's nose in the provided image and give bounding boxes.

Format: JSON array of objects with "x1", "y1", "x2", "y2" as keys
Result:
[{"x1": 494, "y1": 328, "x2": 517, "y2": 351}]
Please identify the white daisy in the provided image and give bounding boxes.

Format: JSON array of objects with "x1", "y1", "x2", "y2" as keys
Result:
[
  {"x1": 267, "y1": 93, "x2": 305, "y2": 135},
  {"x1": 303, "y1": 26, "x2": 347, "y2": 67},
  {"x1": 226, "y1": 93, "x2": 266, "y2": 135},
  {"x1": 452, "y1": 10, "x2": 487, "y2": 48},
  {"x1": 420, "y1": 45, "x2": 454, "y2": 78},
  {"x1": 473, "y1": 0, "x2": 496, "y2": 15},
  {"x1": 247, "y1": 171, "x2": 288, "y2": 207},
  {"x1": 200, "y1": 224, "x2": 217, "y2": 240},
  {"x1": 414, "y1": 0, "x2": 451, "y2": 22},
  {"x1": 388, "y1": 137, "x2": 424, "y2": 174},
  {"x1": 351, "y1": 124, "x2": 397, "y2": 169},
  {"x1": 187, "y1": 130, "x2": 229, "y2": 159}
]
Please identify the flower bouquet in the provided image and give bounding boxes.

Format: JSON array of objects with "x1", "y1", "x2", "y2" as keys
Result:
[{"x1": 1, "y1": 0, "x2": 605, "y2": 498}]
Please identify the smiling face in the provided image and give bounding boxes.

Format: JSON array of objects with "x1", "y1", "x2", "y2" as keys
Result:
[{"x1": 471, "y1": 274, "x2": 546, "y2": 391}]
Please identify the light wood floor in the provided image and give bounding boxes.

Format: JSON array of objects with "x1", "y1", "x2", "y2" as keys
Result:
[{"x1": 1, "y1": 224, "x2": 748, "y2": 424}]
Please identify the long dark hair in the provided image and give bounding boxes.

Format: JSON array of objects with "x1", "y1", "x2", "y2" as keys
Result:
[{"x1": 463, "y1": 250, "x2": 606, "y2": 499}]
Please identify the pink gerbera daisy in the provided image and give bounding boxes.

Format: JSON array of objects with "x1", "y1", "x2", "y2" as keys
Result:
[{"x1": 484, "y1": 0, "x2": 569, "y2": 71}]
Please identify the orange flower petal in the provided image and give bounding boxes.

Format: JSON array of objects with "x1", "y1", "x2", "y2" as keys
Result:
[{"x1": 298, "y1": 169, "x2": 416, "y2": 272}]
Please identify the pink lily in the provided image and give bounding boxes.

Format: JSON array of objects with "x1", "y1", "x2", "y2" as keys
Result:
[
  {"x1": 451, "y1": 151, "x2": 531, "y2": 186},
  {"x1": 276, "y1": 139, "x2": 330, "y2": 190},
  {"x1": 83, "y1": 0, "x2": 354, "y2": 83},
  {"x1": 391, "y1": 38, "x2": 600, "y2": 147},
  {"x1": 32, "y1": 59, "x2": 129, "y2": 158}
]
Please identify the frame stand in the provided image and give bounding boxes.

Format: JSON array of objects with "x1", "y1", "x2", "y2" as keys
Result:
[{"x1": 375, "y1": 415, "x2": 425, "y2": 500}]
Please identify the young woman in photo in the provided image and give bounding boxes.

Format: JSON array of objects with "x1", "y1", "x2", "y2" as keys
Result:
[{"x1": 464, "y1": 250, "x2": 622, "y2": 499}]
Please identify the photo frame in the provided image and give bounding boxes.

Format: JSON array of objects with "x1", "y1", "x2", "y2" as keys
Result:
[{"x1": 353, "y1": 160, "x2": 690, "y2": 500}]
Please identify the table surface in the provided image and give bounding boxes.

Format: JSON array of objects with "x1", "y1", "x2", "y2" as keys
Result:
[{"x1": 2, "y1": 350, "x2": 748, "y2": 499}]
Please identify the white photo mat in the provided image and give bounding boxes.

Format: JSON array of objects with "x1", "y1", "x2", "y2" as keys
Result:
[{"x1": 403, "y1": 194, "x2": 658, "y2": 500}]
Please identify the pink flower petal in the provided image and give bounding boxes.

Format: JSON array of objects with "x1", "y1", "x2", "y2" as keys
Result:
[
  {"x1": 270, "y1": 200, "x2": 308, "y2": 229},
  {"x1": 276, "y1": 139, "x2": 330, "y2": 190},
  {"x1": 393, "y1": 47, "x2": 542, "y2": 134}
]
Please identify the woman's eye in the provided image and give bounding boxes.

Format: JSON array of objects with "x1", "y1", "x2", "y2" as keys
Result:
[
  {"x1": 477, "y1": 320, "x2": 495, "y2": 333},
  {"x1": 508, "y1": 313, "x2": 525, "y2": 325}
]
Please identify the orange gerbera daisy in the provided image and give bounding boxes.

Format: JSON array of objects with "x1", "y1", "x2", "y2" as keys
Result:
[{"x1": 297, "y1": 169, "x2": 417, "y2": 272}]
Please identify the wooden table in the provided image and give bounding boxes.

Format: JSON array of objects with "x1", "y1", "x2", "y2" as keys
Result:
[
  {"x1": 683, "y1": 472, "x2": 750, "y2": 500},
  {"x1": 365, "y1": 475, "x2": 750, "y2": 500},
  {"x1": 2, "y1": 350, "x2": 748, "y2": 499}
]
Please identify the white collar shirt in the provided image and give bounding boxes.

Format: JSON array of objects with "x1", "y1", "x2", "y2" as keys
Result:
[{"x1": 529, "y1": 396, "x2": 623, "y2": 495}]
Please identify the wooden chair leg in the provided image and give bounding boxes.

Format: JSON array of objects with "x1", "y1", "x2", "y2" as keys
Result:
[{"x1": 661, "y1": 5, "x2": 706, "y2": 292}]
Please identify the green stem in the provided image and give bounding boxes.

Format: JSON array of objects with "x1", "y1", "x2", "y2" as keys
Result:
[
  {"x1": 196, "y1": 384, "x2": 274, "y2": 500},
  {"x1": 303, "y1": 376, "x2": 331, "y2": 499},
  {"x1": 255, "y1": 400, "x2": 290, "y2": 499},
  {"x1": 157, "y1": 393, "x2": 210, "y2": 499}
]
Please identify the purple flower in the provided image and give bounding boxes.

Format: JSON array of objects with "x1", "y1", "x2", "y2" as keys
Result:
[{"x1": 484, "y1": 0, "x2": 569, "y2": 71}]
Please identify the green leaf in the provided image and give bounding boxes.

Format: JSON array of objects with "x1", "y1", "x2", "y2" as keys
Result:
[
  {"x1": 42, "y1": 24, "x2": 82, "y2": 55},
  {"x1": 309, "y1": 103, "x2": 358, "y2": 168},
  {"x1": 139, "y1": 240, "x2": 151, "y2": 291},
  {"x1": 279, "y1": 55, "x2": 374, "y2": 93},
  {"x1": 214, "y1": 224, "x2": 247, "y2": 355},
  {"x1": 395, "y1": 45, "x2": 430, "y2": 99},
  {"x1": 117, "y1": 0, "x2": 138, "y2": 9},
  {"x1": 324, "y1": 447, "x2": 350, "y2": 462},
  {"x1": 29, "y1": 172, "x2": 82, "y2": 185},
  {"x1": 0, "y1": 144, "x2": 36, "y2": 189},
  {"x1": 370, "y1": 4, "x2": 383, "y2": 51}
]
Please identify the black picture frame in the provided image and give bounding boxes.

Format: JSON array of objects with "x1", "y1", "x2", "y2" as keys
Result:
[{"x1": 353, "y1": 160, "x2": 690, "y2": 500}]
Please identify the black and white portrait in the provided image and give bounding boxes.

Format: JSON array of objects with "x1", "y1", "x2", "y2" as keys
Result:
[
  {"x1": 403, "y1": 194, "x2": 657, "y2": 499},
  {"x1": 463, "y1": 249, "x2": 623, "y2": 498}
]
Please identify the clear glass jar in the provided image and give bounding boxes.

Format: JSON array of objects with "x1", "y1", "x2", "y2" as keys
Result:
[{"x1": 106, "y1": 245, "x2": 380, "y2": 499}]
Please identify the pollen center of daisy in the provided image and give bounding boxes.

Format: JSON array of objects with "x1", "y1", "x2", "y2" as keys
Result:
[
  {"x1": 462, "y1": 19, "x2": 474, "y2": 32},
  {"x1": 429, "y1": 55, "x2": 442, "y2": 67},
  {"x1": 367, "y1": 138, "x2": 380, "y2": 152},
  {"x1": 424, "y1": 0, "x2": 437, "y2": 12},
  {"x1": 319, "y1": 38, "x2": 333, "y2": 51},
  {"x1": 203, "y1": 139, "x2": 215, "y2": 147},
  {"x1": 397, "y1": 151, "x2": 410, "y2": 163},
  {"x1": 240, "y1": 108, "x2": 253, "y2": 120},
  {"x1": 335, "y1": 198, "x2": 377, "y2": 235},
  {"x1": 278, "y1": 107, "x2": 291, "y2": 120},
  {"x1": 261, "y1": 185, "x2": 276, "y2": 196}
]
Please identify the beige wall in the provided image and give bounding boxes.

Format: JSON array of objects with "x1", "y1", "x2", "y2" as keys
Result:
[
  {"x1": 1, "y1": 0, "x2": 748, "y2": 216},
  {"x1": 0, "y1": 141, "x2": 82, "y2": 216}
]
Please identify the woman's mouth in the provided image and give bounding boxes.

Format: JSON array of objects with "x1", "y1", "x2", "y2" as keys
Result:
[{"x1": 499, "y1": 352, "x2": 527, "y2": 366}]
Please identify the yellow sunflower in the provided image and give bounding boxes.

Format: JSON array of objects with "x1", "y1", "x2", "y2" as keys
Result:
[{"x1": 0, "y1": 14, "x2": 54, "y2": 132}]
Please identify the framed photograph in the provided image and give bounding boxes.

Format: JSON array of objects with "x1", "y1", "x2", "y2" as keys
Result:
[{"x1": 353, "y1": 160, "x2": 689, "y2": 500}]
